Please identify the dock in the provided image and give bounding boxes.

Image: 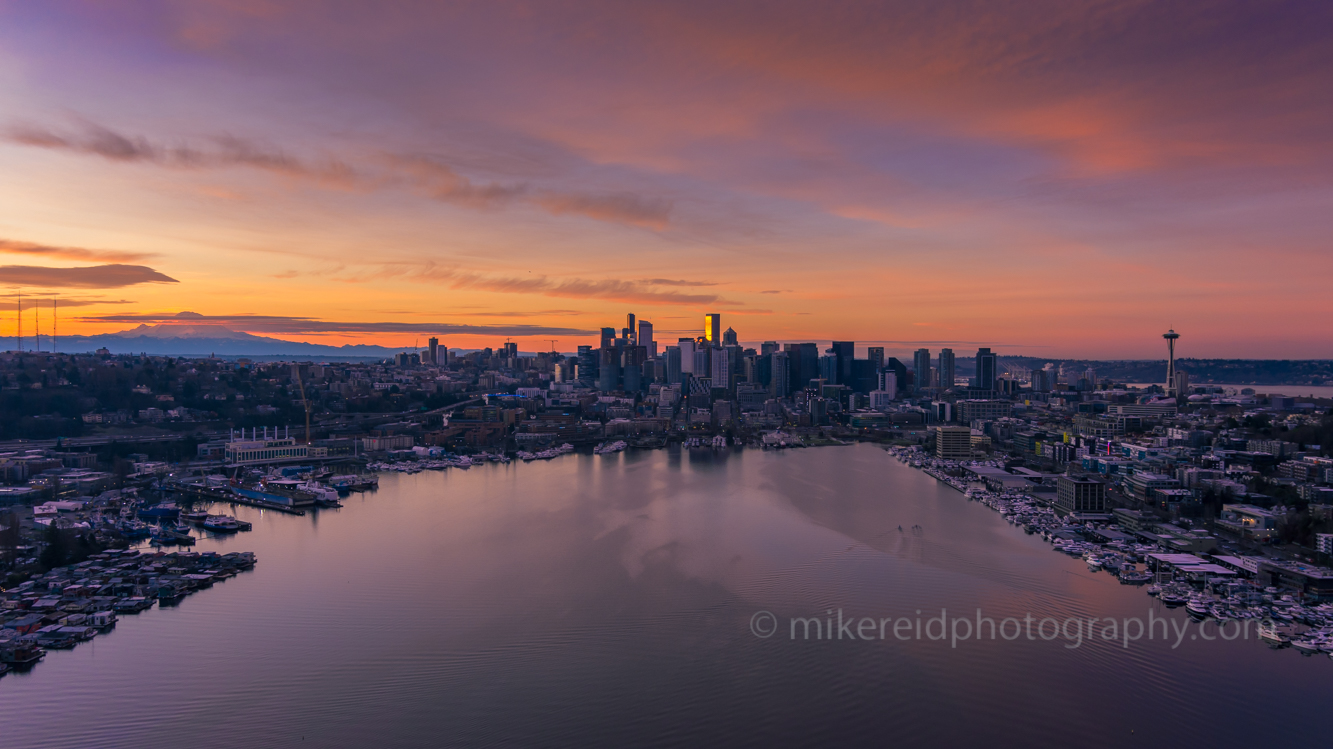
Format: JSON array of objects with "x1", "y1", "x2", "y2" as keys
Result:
[{"x1": 167, "y1": 483, "x2": 307, "y2": 515}]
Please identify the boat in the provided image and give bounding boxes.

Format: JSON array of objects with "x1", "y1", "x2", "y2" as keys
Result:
[
  {"x1": 1258, "y1": 620, "x2": 1290, "y2": 647},
  {"x1": 118, "y1": 520, "x2": 153, "y2": 539},
  {"x1": 181, "y1": 510, "x2": 209, "y2": 524},
  {"x1": 202, "y1": 515, "x2": 242, "y2": 533},
  {"x1": 151, "y1": 526, "x2": 195, "y2": 546},
  {"x1": 300, "y1": 480, "x2": 342, "y2": 506},
  {"x1": 1292, "y1": 638, "x2": 1325, "y2": 655},
  {"x1": 1160, "y1": 591, "x2": 1189, "y2": 607},
  {"x1": 137, "y1": 502, "x2": 180, "y2": 520},
  {"x1": 1186, "y1": 597, "x2": 1211, "y2": 619}
]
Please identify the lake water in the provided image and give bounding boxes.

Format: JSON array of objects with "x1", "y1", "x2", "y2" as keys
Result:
[
  {"x1": 1130, "y1": 382, "x2": 1333, "y2": 399},
  {"x1": 3, "y1": 444, "x2": 1328, "y2": 748}
]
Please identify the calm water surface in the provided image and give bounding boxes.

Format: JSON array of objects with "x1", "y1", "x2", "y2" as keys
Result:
[{"x1": 3, "y1": 444, "x2": 1327, "y2": 748}]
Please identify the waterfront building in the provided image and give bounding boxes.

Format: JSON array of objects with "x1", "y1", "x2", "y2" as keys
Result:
[
  {"x1": 934, "y1": 426, "x2": 973, "y2": 460},
  {"x1": 1057, "y1": 475, "x2": 1106, "y2": 514},
  {"x1": 225, "y1": 431, "x2": 313, "y2": 465}
]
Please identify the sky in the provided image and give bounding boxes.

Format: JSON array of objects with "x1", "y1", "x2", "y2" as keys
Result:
[{"x1": 1, "y1": 1, "x2": 1331, "y2": 359}]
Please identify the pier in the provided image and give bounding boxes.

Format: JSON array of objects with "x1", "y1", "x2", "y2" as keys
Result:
[{"x1": 167, "y1": 483, "x2": 307, "y2": 515}]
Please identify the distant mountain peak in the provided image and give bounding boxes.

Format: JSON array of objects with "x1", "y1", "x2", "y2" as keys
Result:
[{"x1": 112, "y1": 319, "x2": 260, "y2": 341}]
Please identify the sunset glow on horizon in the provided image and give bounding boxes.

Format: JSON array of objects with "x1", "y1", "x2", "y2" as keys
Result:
[{"x1": 3, "y1": 1, "x2": 1332, "y2": 358}]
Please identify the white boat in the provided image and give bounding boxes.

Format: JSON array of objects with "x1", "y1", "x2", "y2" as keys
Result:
[
  {"x1": 1186, "y1": 597, "x2": 1211, "y2": 619},
  {"x1": 1258, "y1": 620, "x2": 1289, "y2": 646},
  {"x1": 202, "y1": 515, "x2": 242, "y2": 533},
  {"x1": 1291, "y1": 638, "x2": 1324, "y2": 655}
]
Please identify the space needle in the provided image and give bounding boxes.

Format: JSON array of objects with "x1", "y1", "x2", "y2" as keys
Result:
[{"x1": 1163, "y1": 329, "x2": 1180, "y2": 397}]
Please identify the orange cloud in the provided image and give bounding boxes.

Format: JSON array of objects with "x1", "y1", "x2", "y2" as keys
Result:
[{"x1": 0, "y1": 239, "x2": 156, "y2": 263}]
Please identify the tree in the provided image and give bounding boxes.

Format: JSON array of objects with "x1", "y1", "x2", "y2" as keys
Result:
[{"x1": 39, "y1": 524, "x2": 68, "y2": 570}]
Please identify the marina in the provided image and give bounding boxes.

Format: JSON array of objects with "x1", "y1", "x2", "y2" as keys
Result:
[{"x1": 890, "y1": 444, "x2": 1333, "y2": 656}]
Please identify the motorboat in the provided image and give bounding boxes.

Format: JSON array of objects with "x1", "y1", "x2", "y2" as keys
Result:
[
  {"x1": 202, "y1": 515, "x2": 242, "y2": 533},
  {"x1": 137, "y1": 502, "x2": 180, "y2": 520}
]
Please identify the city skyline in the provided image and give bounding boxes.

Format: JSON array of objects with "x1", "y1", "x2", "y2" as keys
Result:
[{"x1": 3, "y1": 3, "x2": 1333, "y2": 358}]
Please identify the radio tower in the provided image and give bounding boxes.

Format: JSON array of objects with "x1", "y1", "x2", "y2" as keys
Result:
[{"x1": 1163, "y1": 329, "x2": 1180, "y2": 397}]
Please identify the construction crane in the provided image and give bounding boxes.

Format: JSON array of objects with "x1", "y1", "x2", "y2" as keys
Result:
[
  {"x1": 547, "y1": 339, "x2": 558, "y2": 353},
  {"x1": 293, "y1": 366, "x2": 312, "y2": 445}
]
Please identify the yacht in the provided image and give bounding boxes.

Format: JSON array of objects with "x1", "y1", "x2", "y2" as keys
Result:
[
  {"x1": 1160, "y1": 590, "x2": 1189, "y2": 607},
  {"x1": 1258, "y1": 620, "x2": 1290, "y2": 646},
  {"x1": 202, "y1": 515, "x2": 242, "y2": 533},
  {"x1": 1291, "y1": 638, "x2": 1325, "y2": 655},
  {"x1": 1186, "y1": 597, "x2": 1211, "y2": 619}
]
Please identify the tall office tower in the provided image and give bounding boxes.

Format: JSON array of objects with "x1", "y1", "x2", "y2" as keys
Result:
[
  {"x1": 831, "y1": 341, "x2": 854, "y2": 384},
  {"x1": 694, "y1": 347, "x2": 710, "y2": 377},
  {"x1": 502, "y1": 341, "x2": 518, "y2": 359},
  {"x1": 665, "y1": 345, "x2": 682, "y2": 384},
  {"x1": 428, "y1": 337, "x2": 439, "y2": 365},
  {"x1": 577, "y1": 345, "x2": 598, "y2": 388},
  {"x1": 626, "y1": 313, "x2": 637, "y2": 345},
  {"x1": 725, "y1": 344, "x2": 743, "y2": 388},
  {"x1": 938, "y1": 348, "x2": 956, "y2": 390},
  {"x1": 1083, "y1": 367, "x2": 1097, "y2": 385},
  {"x1": 878, "y1": 369, "x2": 897, "y2": 396},
  {"x1": 622, "y1": 346, "x2": 646, "y2": 392},
  {"x1": 974, "y1": 347, "x2": 997, "y2": 391},
  {"x1": 598, "y1": 347, "x2": 621, "y2": 391},
  {"x1": 784, "y1": 342, "x2": 819, "y2": 391},
  {"x1": 722, "y1": 327, "x2": 738, "y2": 346},
  {"x1": 710, "y1": 346, "x2": 732, "y2": 390},
  {"x1": 704, "y1": 313, "x2": 721, "y2": 345},
  {"x1": 600, "y1": 327, "x2": 616, "y2": 349},
  {"x1": 761, "y1": 341, "x2": 779, "y2": 356},
  {"x1": 884, "y1": 357, "x2": 908, "y2": 395},
  {"x1": 770, "y1": 351, "x2": 790, "y2": 397},
  {"x1": 867, "y1": 346, "x2": 885, "y2": 372},
  {"x1": 1173, "y1": 370, "x2": 1189, "y2": 397},
  {"x1": 678, "y1": 338, "x2": 696, "y2": 374},
  {"x1": 1031, "y1": 368, "x2": 1051, "y2": 392},
  {"x1": 1163, "y1": 329, "x2": 1180, "y2": 397},
  {"x1": 913, "y1": 348, "x2": 931, "y2": 394},
  {"x1": 818, "y1": 354, "x2": 838, "y2": 384},
  {"x1": 638, "y1": 320, "x2": 655, "y2": 357}
]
